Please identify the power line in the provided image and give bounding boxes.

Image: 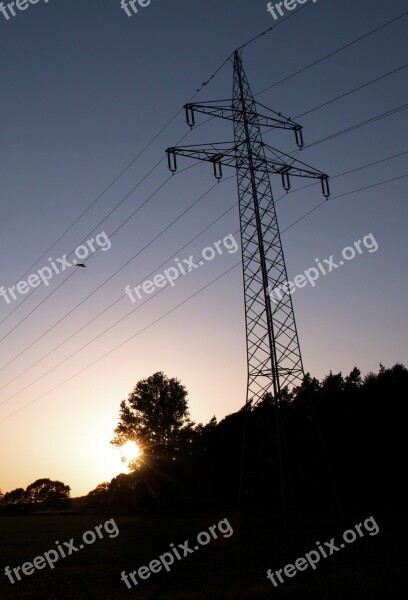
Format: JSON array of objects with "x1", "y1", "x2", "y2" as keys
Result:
[
  {"x1": 4, "y1": 16, "x2": 406, "y2": 336},
  {"x1": 0, "y1": 117, "x2": 214, "y2": 332},
  {"x1": 295, "y1": 63, "x2": 408, "y2": 119},
  {"x1": 0, "y1": 194, "x2": 238, "y2": 393},
  {"x1": 6, "y1": 7, "x2": 406, "y2": 331},
  {"x1": 0, "y1": 153, "x2": 162, "y2": 329},
  {"x1": 235, "y1": 0, "x2": 313, "y2": 52},
  {"x1": 2, "y1": 42, "x2": 232, "y2": 299},
  {"x1": 1, "y1": 109, "x2": 405, "y2": 371},
  {"x1": 0, "y1": 175, "x2": 235, "y2": 377},
  {"x1": 330, "y1": 173, "x2": 408, "y2": 200},
  {"x1": 0, "y1": 262, "x2": 240, "y2": 422},
  {"x1": 254, "y1": 9, "x2": 408, "y2": 97},
  {"x1": 254, "y1": 104, "x2": 408, "y2": 195},
  {"x1": 205, "y1": 0, "x2": 315, "y2": 82},
  {"x1": 2, "y1": 33, "x2": 407, "y2": 373},
  {"x1": 280, "y1": 173, "x2": 408, "y2": 233},
  {"x1": 304, "y1": 103, "x2": 408, "y2": 150},
  {"x1": 330, "y1": 150, "x2": 408, "y2": 180},
  {"x1": 0, "y1": 160, "x2": 203, "y2": 347},
  {"x1": 2, "y1": 147, "x2": 405, "y2": 390},
  {"x1": 264, "y1": 100, "x2": 408, "y2": 140},
  {"x1": 5, "y1": 109, "x2": 184, "y2": 290},
  {"x1": 0, "y1": 173, "x2": 174, "y2": 345},
  {"x1": 1, "y1": 171, "x2": 405, "y2": 420},
  {"x1": 2, "y1": 12, "x2": 406, "y2": 421},
  {"x1": 275, "y1": 149, "x2": 408, "y2": 203},
  {"x1": 263, "y1": 102, "x2": 408, "y2": 170}
]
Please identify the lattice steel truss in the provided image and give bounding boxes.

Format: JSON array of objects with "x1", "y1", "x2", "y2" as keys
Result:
[{"x1": 166, "y1": 51, "x2": 333, "y2": 516}]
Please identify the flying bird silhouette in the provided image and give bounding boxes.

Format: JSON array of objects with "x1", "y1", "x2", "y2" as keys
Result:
[{"x1": 76, "y1": 263, "x2": 86, "y2": 268}]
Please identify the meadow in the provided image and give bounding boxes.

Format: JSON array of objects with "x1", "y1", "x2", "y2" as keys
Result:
[{"x1": 0, "y1": 509, "x2": 403, "y2": 599}]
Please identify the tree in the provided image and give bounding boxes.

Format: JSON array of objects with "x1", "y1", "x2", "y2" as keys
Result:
[
  {"x1": 345, "y1": 367, "x2": 362, "y2": 389},
  {"x1": 111, "y1": 372, "x2": 193, "y2": 465},
  {"x1": 87, "y1": 482, "x2": 111, "y2": 508},
  {"x1": 88, "y1": 482, "x2": 110, "y2": 498},
  {"x1": 321, "y1": 371, "x2": 344, "y2": 395},
  {"x1": 2, "y1": 488, "x2": 27, "y2": 506},
  {"x1": 25, "y1": 478, "x2": 71, "y2": 509}
]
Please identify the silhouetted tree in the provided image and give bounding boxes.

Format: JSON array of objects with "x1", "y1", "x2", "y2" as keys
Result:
[
  {"x1": 26, "y1": 478, "x2": 71, "y2": 509},
  {"x1": 94, "y1": 362, "x2": 407, "y2": 513},
  {"x1": 2, "y1": 488, "x2": 27, "y2": 506},
  {"x1": 111, "y1": 372, "x2": 194, "y2": 465},
  {"x1": 88, "y1": 482, "x2": 110, "y2": 499},
  {"x1": 344, "y1": 366, "x2": 362, "y2": 389}
]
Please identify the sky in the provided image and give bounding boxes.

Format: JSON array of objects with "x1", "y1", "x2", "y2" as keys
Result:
[{"x1": 0, "y1": 0, "x2": 407, "y2": 497}]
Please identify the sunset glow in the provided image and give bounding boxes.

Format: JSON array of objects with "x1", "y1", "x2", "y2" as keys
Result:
[{"x1": 119, "y1": 441, "x2": 142, "y2": 466}]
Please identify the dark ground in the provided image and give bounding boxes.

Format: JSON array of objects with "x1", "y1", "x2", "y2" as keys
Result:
[{"x1": 0, "y1": 508, "x2": 404, "y2": 599}]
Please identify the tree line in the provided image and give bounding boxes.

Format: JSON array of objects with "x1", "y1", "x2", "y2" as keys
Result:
[
  {"x1": 2, "y1": 363, "x2": 405, "y2": 514},
  {"x1": 0, "y1": 478, "x2": 71, "y2": 513},
  {"x1": 85, "y1": 364, "x2": 407, "y2": 512}
]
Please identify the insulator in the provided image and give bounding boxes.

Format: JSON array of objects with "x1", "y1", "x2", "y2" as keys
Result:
[
  {"x1": 321, "y1": 176, "x2": 330, "y2": 198},
  {"x1": 212, "y1": 159, "x2": 223, "y2": 181},
  {"x1": 281, "y1": 171, "x2": 291, "y2": 192},
  {"x1": 295, "y1": 126, "x2": 304, "y2": 149},
  {"x1": 185, "y1": 105, "x2": 195, "y2": 128},
  {"x1": 167, "y1": 150, "x2": 177, "y2": 173}
]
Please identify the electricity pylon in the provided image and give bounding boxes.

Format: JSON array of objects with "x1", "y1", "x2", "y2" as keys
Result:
[{"x1": 166, "y1": 51, "x2": 333, "y2": 517}]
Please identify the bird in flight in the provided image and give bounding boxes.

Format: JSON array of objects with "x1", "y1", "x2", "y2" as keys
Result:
[{"x1": 76, "y1": 263, "x2": 87, "y2": 268}]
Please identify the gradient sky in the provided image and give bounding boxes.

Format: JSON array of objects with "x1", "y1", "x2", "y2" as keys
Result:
[{"x1": 0, "y1": 0, "x2": 407, "y2": 497}]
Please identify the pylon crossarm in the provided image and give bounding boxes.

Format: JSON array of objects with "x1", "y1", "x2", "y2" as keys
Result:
[
  {"x1": 254, "y1": 100, "x2": 301, "y2": 129},
  {"x1": 263, "y1": 142, "x2": 328, "y2": 177},
  {"x1": 261, "y1": 143, "x2": 330, "y2": 196},
  {"x1": 259, "y1": 158, "x2": 328, "y2": 180},
  {"x1": 166, "y1": 143, "x2": 241, "y2": 170},
  {"x1": 185, "y1": 101, "x2": 303, "y2": 134},
  {"x1": 166, "y1": 144, "x2": 326, "y2": 177},
  {"x1": 185, "y1": 102, "x2": 234, "y2": 124},
  {"x1": 166, "y1": 143, "x2": 330, "y2": 196}
]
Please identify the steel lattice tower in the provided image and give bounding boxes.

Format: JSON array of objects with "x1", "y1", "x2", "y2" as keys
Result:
[
  {"x1": 166, "y1": 51, "x2": 333, "y2": 516},
  {"x1": 232, "y1": 51, "x2": 306, "y2": 404}
]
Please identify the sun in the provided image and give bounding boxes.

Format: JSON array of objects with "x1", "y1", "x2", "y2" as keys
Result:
[{"x1": 120, "y1": 441, "x2": 142, "y2": 465}]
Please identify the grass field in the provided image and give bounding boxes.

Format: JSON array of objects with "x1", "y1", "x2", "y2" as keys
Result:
[{"x1": 0, "y1": 509, "x2": 404, "y2": 599}]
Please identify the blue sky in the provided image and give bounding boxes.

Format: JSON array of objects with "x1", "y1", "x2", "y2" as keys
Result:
[{"x1": 0, "y1": 0, "x2": 407, "y2": 495}]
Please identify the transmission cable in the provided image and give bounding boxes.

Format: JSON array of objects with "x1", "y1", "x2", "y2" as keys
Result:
[
  {"x1": 0, "y1": 175, "x2": 235, "y2": 377},
  {"x1": 295, "y1": 63, "x2": 408, "y2": 119},
  {"x1": 0, "y1": 160, "x2": 203, "y2": 347},
  {"x1": 0, "y1": 115, "x2": 214, "y2": 333},
  {"x1": 5, "y1": 22, "x2": 406, "y2": 333},
  {"x1": 275, "y1": 149, "x2": 408, "y2": 204},
  {"x1": 1, "y1": 170, "x2": 406, "y2": 417},
  {"x1": 0, "y1": 195, "x2": 238, "y2": 392},
  {"x1": 1, "y1": 147, "x2": 403, "y2": 386},
  {"x1": 254, "y1": 9, "x2": 408, "y2": 97},
  {"x1": 2, "y1": 45, "x2": 232, "y2": 308},
  {"x1": 1, "y1": 112, "x2": 405, "y2": 365}
]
